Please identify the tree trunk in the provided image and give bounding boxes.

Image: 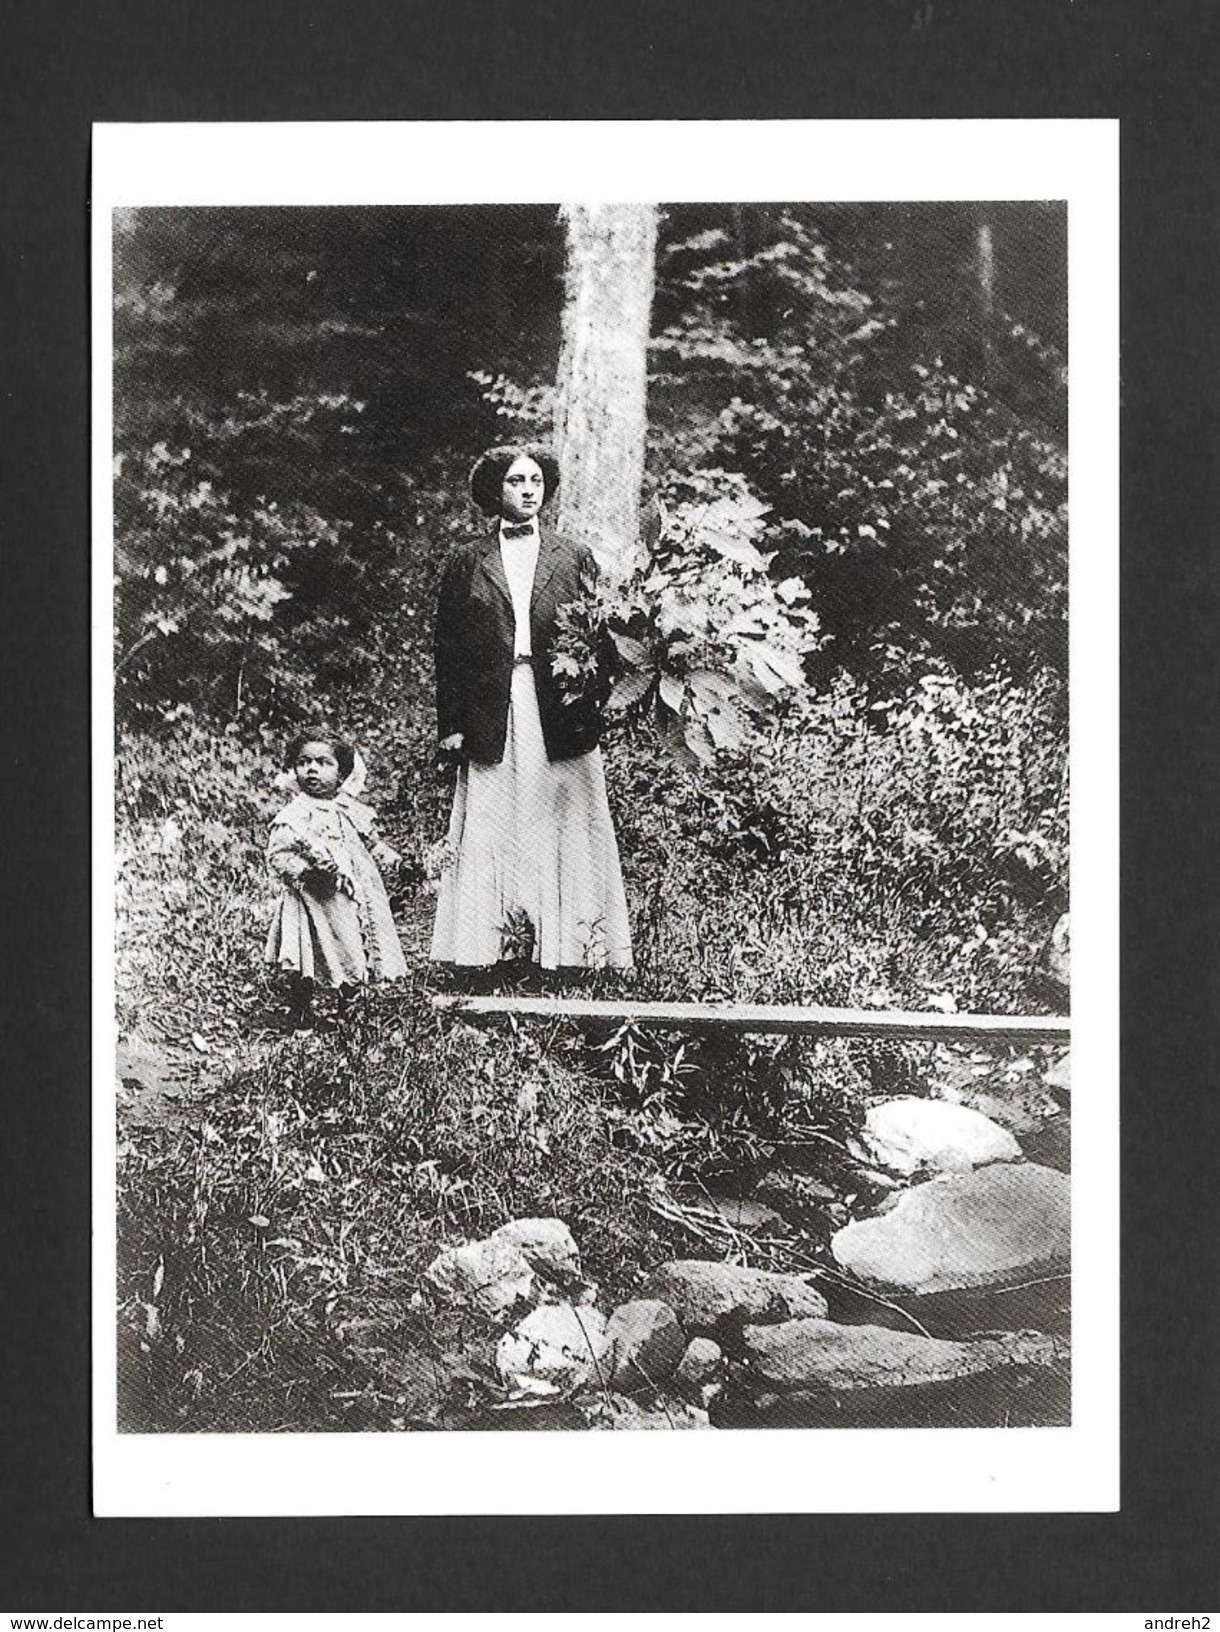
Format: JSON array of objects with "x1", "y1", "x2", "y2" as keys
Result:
[
  {"x1": 554, "y1": 204, "x2": 658, "y2": 577},
  {"x1": 976, "y1": 216, "x2": 996, "y2": 373}
]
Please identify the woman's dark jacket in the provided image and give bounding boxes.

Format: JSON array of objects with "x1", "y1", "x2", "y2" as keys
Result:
[{"x1": 434, "y1": 523, "x2": 606, "y2": 765}]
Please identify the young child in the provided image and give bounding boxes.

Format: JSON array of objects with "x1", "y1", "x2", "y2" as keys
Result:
[{"x1": 265, "y1": 733, "x2": 407, "y2": 1023}]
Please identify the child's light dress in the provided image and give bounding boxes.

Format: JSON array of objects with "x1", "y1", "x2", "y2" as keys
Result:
[{"x1": 265, "y1": 791, "x2": 407, "y2": 986}]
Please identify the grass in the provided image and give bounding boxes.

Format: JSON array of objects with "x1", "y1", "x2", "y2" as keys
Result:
[{"x1": 118, "y1": 980, "x2": 667, "y2": 1430}]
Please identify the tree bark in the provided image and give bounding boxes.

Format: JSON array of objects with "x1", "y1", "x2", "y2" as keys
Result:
[
  {"x1": 554, "y1": 203, "x2": 658, "y2": 577},
  {"x1": 976, "y1": 216, "x2": 996, "y2": 372}
]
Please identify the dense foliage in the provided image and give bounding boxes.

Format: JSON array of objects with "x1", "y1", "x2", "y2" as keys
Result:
[
  {"x1": 113, "y1": 201, "x2": 1067, "y2": 726},
  {"x1": 651, "y1": 205, "x2": 1067, "y2": 686}
]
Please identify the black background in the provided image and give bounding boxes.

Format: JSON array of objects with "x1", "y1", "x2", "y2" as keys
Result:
[{"x1": 2, "y1": 0, "x2": 1217, "y2": 1611}]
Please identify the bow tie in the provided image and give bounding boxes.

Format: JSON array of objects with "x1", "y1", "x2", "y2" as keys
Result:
[{"x1": 501, "y1": 522, "x2": 535, "y2": 540}]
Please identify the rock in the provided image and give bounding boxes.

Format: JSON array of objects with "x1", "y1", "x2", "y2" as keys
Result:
[
  {"x1": 930, "y1": 1052, "x2": 1059, "y2": 1139},
  {"x1": 646, "y1": 1259, "x2": 828, "y2": 1340},
  {"x1": 1044, "y1": 912, "x2": 1070, "y2": 989},
  {"x1": 938, "y1": 1079, "x2": 1060, "y2": 1141},
  {"x1": 490, "y1": 1217, "x2": 582, "y2": 1283},
  {"x1": 423, "y1": 1237, "x2": 538, "y2": 1322},
  {"x1": 1021, "y1": 1112, "x2": 1071, "y2": 1176},
  {"x1": 1043, "y1": 1051, "x2": 1071, "y2": 1093},
  {"x1": 741, "y1": 1316, "x2": 1064, "y2": 1390},
  {"x1": 757, "y1": 1172, "x2": 837, "y2": 1205},
  {"x1": 831, "y1": 1162, "x2": 1070, "y2": 1296},
  {"x1": 603, "y1": 1299, "x2": 684, "y2": 1389},
  {"x1": 819, "y1": 1249, "x2": 1070, "y2": 1341},
  {"x1": 496, "y1": 1302, "x2": 610, "y2": 1394},
  {"x1": 690, "y1": 1193, "x2": 789, "y2": 1233},
  {"x1": 853, "y1": 1096, "x2": 1021, "y2": 1177},
  {"x1": 716, "y1": 1318, "x2": 1068, "y2": 1428},
  {"x1": 753, "y1": 1169, "x2": 839, "y2": 1225},
  {"x1": 675, "y1": 1335, "x2": 723, "y2": 1391},
  {"x1": 576, "y1": 1394, "x2": 711, "y2": 1431}
]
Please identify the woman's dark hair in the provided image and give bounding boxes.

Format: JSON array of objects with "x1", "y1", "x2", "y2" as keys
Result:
[
  {"x1": 284, "y1": 733, "x2": 356, "y2": 780},
  {"x1": 468, "y1": 442, "x2": 560, "y2": 517}
]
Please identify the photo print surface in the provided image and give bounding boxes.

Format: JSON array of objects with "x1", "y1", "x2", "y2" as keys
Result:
[{"x1": 94, "y1": 121, "x2": 1117, "y2": 1514}]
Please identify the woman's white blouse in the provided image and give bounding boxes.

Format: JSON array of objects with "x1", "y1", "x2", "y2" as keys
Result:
[{"x1": 499, "y1": 525, "x2": 540, "y2": 658}]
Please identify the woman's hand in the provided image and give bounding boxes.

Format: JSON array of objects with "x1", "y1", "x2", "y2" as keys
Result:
[{"x1": 438, "y1": 733, "x2": 465, "y2": 755}]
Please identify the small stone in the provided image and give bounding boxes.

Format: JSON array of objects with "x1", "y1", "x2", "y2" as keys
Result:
[
  {"x1": 490, "y1": 1217, "x2": 582, "y2": 1283},
  {"x1": 831, "y1": 1162, "x2": 1070, "y2": 1295},
  {"x1": 496, "y1": 1302, "x2": 610, "y2": 1394},
  {"x1": 692, "y1": 1194, "x2": 789, "y2": 1233},
  {"x1": 675, "y1": 1336, "x2": 723, "y2": 1390},
  {"x1": 423, "y1": 1237, "x2": 538, "y2": 1322},
  {"x1": 1044, "y1": 1051, "x2": 1071, "y2": 1093},
  {"x1": 604, "y1": 1299, "x2": 685, "y2": 1389},
  {"x1": 646, "y1": 1259, "x2": 828, "y2": 1339},
  {"x1": 1044, "y1": 913, "x2": 1070, "y2": 989},
  {"x1": 754, "y1": 1169, "x2": 839, "y2": 1221},
  {"x1": 853, "y1": 1096, "x2": 1021, "y2": 1177}
]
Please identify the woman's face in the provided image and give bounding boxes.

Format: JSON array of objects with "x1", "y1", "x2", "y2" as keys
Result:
[{"x1": 499, "y1": 455, "x2": 545, "y2": 523}]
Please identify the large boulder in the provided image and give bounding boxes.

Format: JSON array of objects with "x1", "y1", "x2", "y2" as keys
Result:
[
  {"x1": 423, "y1": 1237, "x2": 538, "y2": 1323},
  {"x1": 604, "y1": 1299, "x2": 685, "y2": 1389},
  {"x1": 645, "y1": 1260, "x2": 828, "y2": 1340},
  {"x1": 854, "y1": 1096, "x2": 1021, "y2": 1177},
  {"x1": 714, "y1": 1317, "x2": 1068, "y2": 1429},
  {"x1": 490, "y1": 1217, "x2": 583, "y2": 1284},
  {"x1": 740, "y1": 1316, "x2": 1063, "y2": 1391},
  {"x1": 831, "y1": 1162, "x2": 1070, "y2": 1296},
  {"x1": 496, "y1": 1302, "x2": 610, "y2": 1395}
]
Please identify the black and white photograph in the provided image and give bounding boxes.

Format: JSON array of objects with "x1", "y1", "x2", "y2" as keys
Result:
[{"x1": 93, "y1": 121, "x2": 1118, "y2": 1514}]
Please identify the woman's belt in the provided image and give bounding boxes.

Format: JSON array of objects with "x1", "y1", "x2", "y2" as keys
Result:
[{"x1": 512, "y1": 654, "x2": 535, "y2": 666}]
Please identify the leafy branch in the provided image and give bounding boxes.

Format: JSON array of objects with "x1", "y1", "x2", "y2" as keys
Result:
[{"x1": 551, "y1": 473, "x2": 828, "y2": 768}]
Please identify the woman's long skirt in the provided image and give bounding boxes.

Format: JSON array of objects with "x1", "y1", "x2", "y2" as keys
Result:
[{"x1": 430, "y1": 665, "x2": 633, "y2": 970}]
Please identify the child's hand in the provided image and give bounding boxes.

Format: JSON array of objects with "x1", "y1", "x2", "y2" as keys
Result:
[
  {"x1": 422, "y1": 836, "x2": 457, "y2": 890},
  {"x1": 438, "y1": 733, "x2": 465, "y2": 756}
]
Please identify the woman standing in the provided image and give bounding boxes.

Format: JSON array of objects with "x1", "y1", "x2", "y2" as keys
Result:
[{"x1": 430, "y1": 443, "x2": 632, "y2": 974}]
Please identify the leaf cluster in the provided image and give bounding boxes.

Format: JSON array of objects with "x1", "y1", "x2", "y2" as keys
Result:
[{"x1": 551, "y1": 470, "x2": 828, "y2": 768}]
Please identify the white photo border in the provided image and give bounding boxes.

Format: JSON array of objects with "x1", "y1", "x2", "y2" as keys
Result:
[{"x1": 92, "y1": 118, "x2": 1119, "y2": 1516}]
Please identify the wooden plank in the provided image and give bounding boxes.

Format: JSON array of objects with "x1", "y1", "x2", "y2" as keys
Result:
[{"x1": 431, "y1": 993, "x2": 1070, "y2": 1044}]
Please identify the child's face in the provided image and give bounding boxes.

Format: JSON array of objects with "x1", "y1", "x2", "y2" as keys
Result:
[{"x1": 294, "y1": 741, "x2": 342, "y2": 797}]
